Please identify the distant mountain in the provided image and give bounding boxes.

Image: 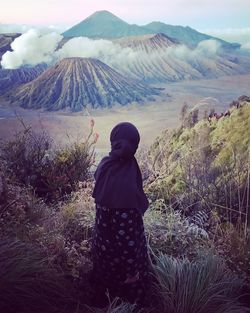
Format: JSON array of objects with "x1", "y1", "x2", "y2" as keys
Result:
[
  {"x1": 0, "y1": 64, "x2": 47, "y2": 91},
  {"x1": 8, "y1": 57, "x2": 158, "y2": 111},
  {"x1": 62, "y1": 10, "x2": 150, "y2": 39},
  {"x1": 62, "y1": 10, "x2": 239, "y2": 50},
  {"x1": 113, "y1": 34, "x2": 250, "y2": 83},
  {"x1": 144, "y1": 22, "x2": 240, "y2": 49}
]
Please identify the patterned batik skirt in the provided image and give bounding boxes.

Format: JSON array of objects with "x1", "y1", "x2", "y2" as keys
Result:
[{"x1": 91, "y1": 204, "x2": 151, "y2": 305}]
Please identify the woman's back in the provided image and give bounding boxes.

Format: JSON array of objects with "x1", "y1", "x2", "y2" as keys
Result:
[{"x1": 91, "y1": 122, "x2": 151, "y2": 306}]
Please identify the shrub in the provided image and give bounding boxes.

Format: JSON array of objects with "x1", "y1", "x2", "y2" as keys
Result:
[
  {"x1": 144, "y1": 200, "x2": 210, "y2": 259},
  {"x1": 0, "y1": 119, "x2": 98, "y2": 201},
  {"x1": 38, "y1": 183, "x2": 95, "y2": 280},
  {"x1": 213, "y1": 223, "x2": 250, "y2": 284},
  {"x1": 0, "y1": 180, "x2": 49, "y2": 239}
]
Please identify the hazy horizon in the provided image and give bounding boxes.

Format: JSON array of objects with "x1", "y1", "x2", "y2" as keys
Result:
[
  {"x1": 1, "y1": 1, "x2": 250, "y2": 30},
  {"x1": 1, "y1": 1, "x2": 250, "y2": 45}
]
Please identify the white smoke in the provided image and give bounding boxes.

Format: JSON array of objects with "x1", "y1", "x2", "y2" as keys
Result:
[
  {"x1": 57, "y1": 38, "x2": 222, "y2": 66},
  {"x1": 171, "y1": 39, "x2": 221, "y2": 58},
  {"x1": 55, "y1": 37, "x2": 138, "y2": 71},
  {"x1": 195, "y1": 39, "x2": 222, "y2": 56},
  {"x1": 241, "y1": 42, "x2": 250, "y2": 52},
  {"x1": 1, "y1": 29, "x2": 63, "y2": 69},
  {"x1": 200, "y1": 27, "x2": 250, "y2": 45},
  {"x1": 0, "y1": 29, "x2": 234, "y2": 71}
]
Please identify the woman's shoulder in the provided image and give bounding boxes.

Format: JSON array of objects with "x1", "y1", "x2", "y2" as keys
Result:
[{"x1": 97, "y1": 155, "x2": 111, "y2": 168}]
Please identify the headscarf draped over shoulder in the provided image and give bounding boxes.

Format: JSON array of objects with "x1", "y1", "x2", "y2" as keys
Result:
[{"x1": 92, "y1": 122, "x2": 149, "y2": 214}]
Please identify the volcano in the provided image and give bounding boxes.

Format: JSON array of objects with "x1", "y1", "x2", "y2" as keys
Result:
[
  {"x1": 8, "y1": 57, "x2": 158, "y2": 111},
  {"x1": 113, "y1": 34, "x2": 250, "y2": 83},
  {"x1": 62, "y1": 10, "x2": 149, "y2": 39},
  {"x1": 115, "y1": 33, "x2": 179, "y2": 53}
]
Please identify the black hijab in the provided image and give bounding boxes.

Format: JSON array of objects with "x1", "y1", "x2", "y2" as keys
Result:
[{"x1": 92, "y1": 122, "x2": 149, "y2": 214}]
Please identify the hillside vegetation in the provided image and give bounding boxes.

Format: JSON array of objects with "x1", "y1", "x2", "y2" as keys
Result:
[
  {"x1": 0, "y1": 98, "x2": 249, "y2": 312},
  {"x1": 148, "y1": 99, "x2": 250, "y2": 216}
]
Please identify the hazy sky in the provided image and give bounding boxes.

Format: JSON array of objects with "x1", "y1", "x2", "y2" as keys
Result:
[{"x1": 1, "y1": 0, "x2": 250, "y2": 29}]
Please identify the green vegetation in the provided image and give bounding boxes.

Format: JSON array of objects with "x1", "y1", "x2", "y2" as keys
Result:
[
  {"x1": 148, "y1": 101, "x2": 250, "y2": 219},
  {"x1": 0, "y1": 98, "x2": 249, "y2": 312}
]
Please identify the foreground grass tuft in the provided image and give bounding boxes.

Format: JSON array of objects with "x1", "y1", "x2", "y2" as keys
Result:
[
  {"x1": 0, "y1": 239, "x2": 79, "y2": 313},
  {"x1": 154, "y1": 252, "x2": 249, "y2": 313}
]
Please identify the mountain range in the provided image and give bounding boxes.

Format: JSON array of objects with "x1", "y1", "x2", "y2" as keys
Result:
[
  {"x1": 0, "y1": 10, "x2": 249, "y2": 112},
  {"x1": 62, "y1": 10, "x2": 240, "y2": 49}
]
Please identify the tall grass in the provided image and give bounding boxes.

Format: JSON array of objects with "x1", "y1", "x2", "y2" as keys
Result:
[
  {"x1": 0, "y1": 239, "x2": 79, "y2": 313},
  {"x1": 153, "y1": 252, "x2": 249, "y2": 313}
]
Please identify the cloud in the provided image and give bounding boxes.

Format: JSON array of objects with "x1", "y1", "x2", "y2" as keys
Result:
[
  {"x1": 1, "y1": 29, "x2": 63, "y2": 69},
  {"x1": 241, "y1": 42, "x2": 250, "y2": 52},
  {"x1": 0, "y1": 29, "x2": 226, "y2": 72},
  {"x1": 200, "y1": 28, "x2": 250, "y2": 56},
  {"x1": 55, "y1": 37, "x2": 138, "y2": 71},
  {"x1": 0, "y1": 23, "x2": 69, "y2": 35},
  {"x1": 55, "y1": 38, "x2": 223, "y2": 75},
  {"x1": 0, "y1": 30, "x2": 139, "y2": 70},
  {"x1": 163, "y1": 39, "x2": 221, "y2": 63},
  {"x1": 200, "y1": 27, "x2": 250, "y2": 44},
  {"x1": 195, "y1": 40, "x2": 221, "y2": 56},
  {"x1": 0, "y1": 24, "x2": 30, "y2": 34}
]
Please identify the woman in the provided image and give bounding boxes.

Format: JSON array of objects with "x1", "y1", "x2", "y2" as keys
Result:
[{"x1": 91, "y1": 122, "x2": 150, "y2": 306}]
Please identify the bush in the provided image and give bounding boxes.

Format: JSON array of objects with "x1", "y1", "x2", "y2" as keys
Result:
[
  {"x1": 0, "y1": 119, "x2": 98, "y2": 201},
  {"x1": 43, "y1": 186, "x2": 95, "y2": 280},
  {"x1": 0, "y1": 180, "x2": 49, "y2": 239},
  {"x1": 144, "y1": 200, "x2": 210, "y2": 258},
  {"x1": 213, "y1": 223, "x2": 250, "y2": 284}
]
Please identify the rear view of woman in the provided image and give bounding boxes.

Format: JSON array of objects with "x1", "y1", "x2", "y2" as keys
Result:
[{"x1": 91, "y1": 122, "x2": 151, "y2": 306}]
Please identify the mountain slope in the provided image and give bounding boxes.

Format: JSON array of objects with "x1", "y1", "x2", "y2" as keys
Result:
[
  {"x1": 62, "y1": 10, "x2": 150, "y2": 39},
  {"x1": 113, "y1": 34, "x2": 250, "y2": 83},
  {"x1": 115, "y1": 33, "x2": 179, "y2": 53},
  {"x1": 148, "y1": 98, "x2": 250, "y2": 209},
  {"x1": 144, "y1": 22, "x2": 240, "y2": 49},
  {"x1": 0, "y1": 64, "x2": 47, "y2": 91},
  {"x1": 8, "y1": 57, "x2": 158, "y2": 111}
]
